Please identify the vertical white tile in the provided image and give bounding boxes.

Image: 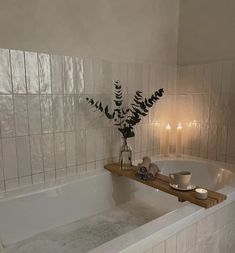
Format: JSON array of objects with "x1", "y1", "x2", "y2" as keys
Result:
[
  {"x1": 227, "y1": 126, "x2": 235, "y2": 157},
  {"x1": 64, "y1": 95, "x2": 74, "y2": 131},
  {"x1": 5, "y1": 178, "x2": 18, "y2": 191},
  {"x1": 120, "y1": 62, "x2": 128, "y2": 93},
  {"x1": 56, "y1": 168, "x2": 66, "y2": 179},
  {"x1": 103, "y1": 127, "x2": 112, "y2": 159},
  {"x1": 40, "y1": 95, "x2": 53, "y2": 133},
  {"x1": 30, "y1": 135, "x2": 43, "y2": 174},
  {"x1": 65, "y1": 131, "x2": 76, "y2": 167},
  {"x1": 217, "y1": 125, "x2": 228, "y2": 157},
  {"x1": 143, "y1": 63, "x2": 150, "y2": 95},
  {"x1": 38, "y1": 53, "x2": 51, "y2": 94},
  {"x1": 147, "y1": 124, "x2": 154, "y2": 151},
  {"x1": 75, "y1": 95, "x2": 88, "y2": 130},
  {"x1": 203, "y1": 63, "x2": 212, "y2": 94},
  {"x1": 166, "y1": 65, "x2": 177, "y2": 94},
  {"x1": 134, "y1": 125, "x2": 141, "y2": 153},
  {"x1": 141, "y1": 124, "x2": 148, "y2": 152},
  {"x1": 200, "y1": 123, "x2": 209, "y2": 158},
  {"x1": 53, "y1": 95, "x2": 64, "y2": 132},
  {"x1": 177, "y1": 224, "x2": 196, "y2": 253},
  {"x1": 45, "y1": 170, "x2": 55, "y2": 183},
  {"x1": 166, "y1": 235, "x2": 176, "y2": 253},
  {"x1": 0, "y1": 95, "x2": 15, "y2": 137},
  {"x1": 158, "y1": 65, "x2": 168, "y2": 93},
  {"x1": 95, "y1": 159, "x2": 104, "y2": 170},
  {"x1": 16, "y1": 136, "x2": 31, "y2": 177},
  {"x1": 67, "y1": 166, "x2": 76, "y2": 177},
  {"x1": 127, "y1": 63, "x2": 135, "y2": 94},
  {"x1": 149, "y1": 63, "x2": 156, "y2": 93},
  {"x1": 51, "y1": 54, "x2": 63, "y2": 94},
  {"x1": 54, "y1": 132, "x2": 66, "y2": 170},
  {"x1": 208, "y1": 123, "x2": 218, "y2": 157},
  {"x1": 0, "y1": 180, "x2": 4, "y2": 192},
  {"x1": 42, "y1": 134, "x2": 55, "y2": 171},
  {"x1": 77, "y1": 164, "x2": 86, "y2": 175},
  {"x1": 19, "y1": 176, "x2": 32, "y2": 187},
  {"x1": 112, "y1": 61, "x2": 128, "y2": 94},
  {"x1": 86, "y1": 129, "x2": 96, "y2": 163},
  {"x1": 25, "y1": 51, "x2": 39, "y2": 94},
  {"x1": 63, "y1": 56, "x2": 74, "y2": 94},
  {"x1": 76, "y1": 129, "x2": 86, "y2": 165},
  {"x1": 112, "y1": 128, "x2": 121, "y2": 158},
  {"x1": 10, "y1": 50, "x2": 26, "y2": 94},
  {"x1": 87, "y1": 162, "x2": 96, "y2": 173},
  {"x1": 0, "y1": 48, "x2": 11, "y2": 94},
  {"x1": 32, "y1": 173, "x2": 44, "y2": 184},
  {"x1": 221, "y1": 61, "x2": 233, "y2": 94},
  {"x1": 95, "y1": 129, "x2": 104, "y2": 160},
  {"x1": 28, "y1": 95, "x2": 41, "y2": 134},
  {"x1": 112, "y1": 62, "x2": 121, "y2": 83},
  {"x1": 154, "y1": 123, "x2": 161, "y2": 153},
  {"x1": 102, "y1": 60, "x2": 112, "y2": 94},
  {"x1": 0, "y1": 141, "x2": 3, "y2": 181},
  {"x1": 93, "y1": 58, "x2": 103, "y2": 94},
  {"x1": 153, "y1": 241, "x2": 165, "y2": 253},
  {"x1": 14, "y1": 95, "x2": 29, "y2": 136},
  {"x1": 2, "y1": 138, "x2": 18, "y2": 179},
  {"x1": 193, "y1": 64, "x2": 204, "y2": 93},
  {"x1": 135, "y1": 63, "x2": 144, "y2": 91},
  {"x1": 84, "y1": 57, "x2": 94, "y2": 94},
  {"x1": 74, "y1": 57, "x2": 84, "y2": 94}
]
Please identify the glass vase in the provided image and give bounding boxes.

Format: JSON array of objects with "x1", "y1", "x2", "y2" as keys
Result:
[{"x1": 119, "y1": 138, "x2": 132, "y2": 170}]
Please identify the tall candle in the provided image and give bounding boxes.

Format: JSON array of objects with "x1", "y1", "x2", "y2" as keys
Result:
[
  {"x1": 165, "y1": 124, "x2": 171, "y2": 156},
  {"x1": 176, "y1": 123, "x2": 182, "y2": 157}
]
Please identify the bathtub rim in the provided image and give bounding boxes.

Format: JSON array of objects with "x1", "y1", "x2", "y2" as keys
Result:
[
  {"x1": 87, "y1": 186, "x2": 235, "y2": 253},
  {"x1": 1, "y1": 155, "x2": 234, "y2": 202}
]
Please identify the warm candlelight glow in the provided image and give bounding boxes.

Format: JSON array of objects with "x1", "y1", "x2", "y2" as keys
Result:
[
  {"x1": 195, "y1": 188, "x2": 208, "y2": 200},
  {"x1": 195, "y1": 188, "x2": 207, "y2": 194},
  {"x1": 164, "y1": 123, "x2": 171, "y2": 156},
  {"x1": 166, "y1": 123, "x2": 171, "y2": 130},
  {"x1": 176, "y1": 122, "x2": 182, "y2": 157},
  {"x1": 177, "y1": 122, "x2": 182, "y2": 129}
]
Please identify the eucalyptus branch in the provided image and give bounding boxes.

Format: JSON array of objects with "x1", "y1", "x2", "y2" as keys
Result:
[{"x1": 86, "y1": 80, "x2": 164, "y2": 138}]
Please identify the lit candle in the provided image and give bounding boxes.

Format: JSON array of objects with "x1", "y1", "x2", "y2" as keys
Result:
[
  {"x1": 195, "y1": 188, "x2": 208, "y2": 200},
  {"x1": 176, "y1": 123, "x2": 182, "y2": 157},
  {"x1": 164, "y1": 124, "x2": 171, "y2": 156}
]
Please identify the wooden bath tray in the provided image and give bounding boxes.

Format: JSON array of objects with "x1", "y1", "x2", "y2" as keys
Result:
[{"x1": 104, "y1": 163, "x2": 227, "y2": 209}]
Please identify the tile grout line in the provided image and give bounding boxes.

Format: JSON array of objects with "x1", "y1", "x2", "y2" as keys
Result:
[
  {"x1": 23, "y1": 50, "x2": 34, "y2": 186},
  {"x1": 37, "y1": 52, "x2": 46, "y2": 184},
  {"x1": 9, "y1": 49, "x2": 20, "y2": 188},
  {"x1": 49, "y1": 54, "x2": 57, "y2": 182}
]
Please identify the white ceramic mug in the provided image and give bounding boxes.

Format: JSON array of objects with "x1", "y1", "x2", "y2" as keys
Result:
[{"x1": 169, "y1": 171, "x2": 192, "y2": 188}]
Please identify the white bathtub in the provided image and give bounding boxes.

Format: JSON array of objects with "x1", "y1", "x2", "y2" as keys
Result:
[{"x1": 0, "y1": 156, "x2": 235, "y2": 253}]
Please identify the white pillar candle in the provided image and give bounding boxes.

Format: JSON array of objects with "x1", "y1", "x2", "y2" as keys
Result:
[
  {"x1": 176, "y1": 123, "x2": 182, "y2": 157},
  {"x1": 164, "y1": 124, "x2": 171, "y2": 156}
]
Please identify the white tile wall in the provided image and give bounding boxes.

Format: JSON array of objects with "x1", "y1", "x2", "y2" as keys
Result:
[
  {"x1": 3, "y1": 49, "x2": 234, "y2": 192},
  {"x1": 176, "y1": 60, "x2": 235, "y2": 163},
  {"x1": 0, "y1": 47, "x2": 176, "y2": 191}
]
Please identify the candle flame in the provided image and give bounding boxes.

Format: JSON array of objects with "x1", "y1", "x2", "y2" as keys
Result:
[
  {"x1": 166, "y1": 123, "x2": 171, "y2": 129},
  {"x1": 177, "y1": 122, "x2": 182, "y2": 129}
]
